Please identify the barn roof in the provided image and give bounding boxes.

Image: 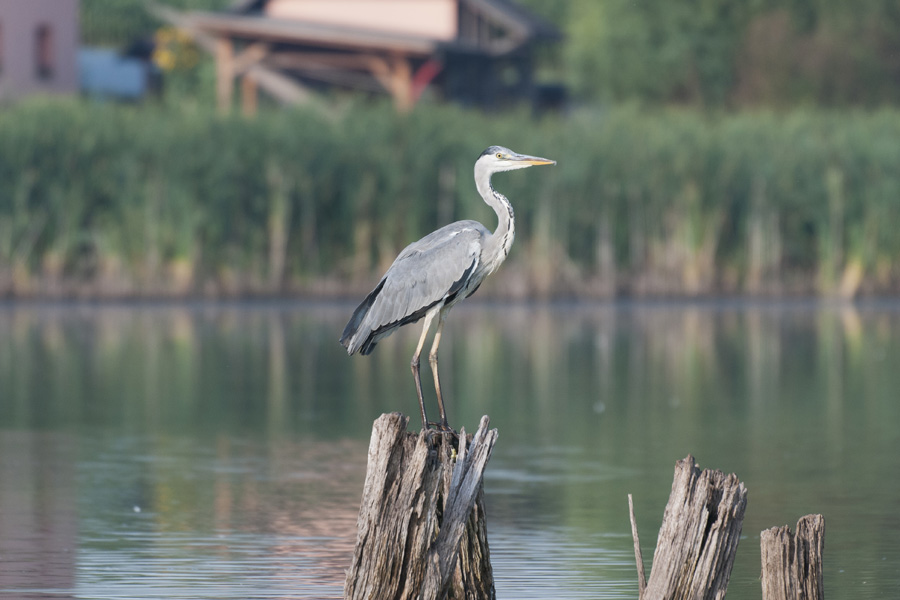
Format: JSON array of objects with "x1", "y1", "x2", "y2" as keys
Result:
[{"x1": 210, "y1": 0, "x2": 560, "y2": 55}]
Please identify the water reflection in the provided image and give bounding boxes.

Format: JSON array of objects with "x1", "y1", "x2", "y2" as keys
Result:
[
  {"x1": 0, "y1": 301, "x2": 899, "y2": 599},
  {"x1": 73, "y1": 433, "x2": 363, "y2": 599},
  {"x1": 0, "y1": 431, "x2": 77, "y2": 600}
]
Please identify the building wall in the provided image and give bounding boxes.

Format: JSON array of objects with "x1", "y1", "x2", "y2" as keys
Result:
[
  {"x1": 266, "y1": 0, "x2": 457, "y2": 41},
  {"x1": 0, "y1": 0, "x2": 79, "y2": 101}
]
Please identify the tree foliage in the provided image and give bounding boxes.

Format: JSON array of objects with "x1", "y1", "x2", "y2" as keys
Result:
[
  {"x1": 80, "y1": 0, "x2": 233, "y2": 48},
  {"x1": 519, "y1": 0, "x2": 900, "y2": 108}
]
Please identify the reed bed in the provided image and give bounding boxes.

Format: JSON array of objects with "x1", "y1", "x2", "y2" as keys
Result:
[{"x1": 2, "y1": 98, "x2": 899, "y2": 298}]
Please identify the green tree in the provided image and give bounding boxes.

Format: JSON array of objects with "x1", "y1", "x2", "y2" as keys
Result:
[
  {"x1": 81, "y1": 0, "x2": 232, "y2": 48},
  {"x1": 534, "y1": 0, "x2": 900, "y2": 108},
  {"x1": 561, "y1": 0, "x2": 755, "y2": 106}
]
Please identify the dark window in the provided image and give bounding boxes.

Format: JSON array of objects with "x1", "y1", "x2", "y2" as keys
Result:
[{"x1": 36, "y1": 24, "x2": 54, "y2": 79}]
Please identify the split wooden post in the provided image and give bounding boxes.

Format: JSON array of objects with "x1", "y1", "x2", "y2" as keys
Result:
[
  {"x1": 760, "y1": 514, "x2": 825, "y2": 600},
  {"x1": 344, "y1": 413, "x2": 498, "y2": 600},
  {"x1": 632, "y1": 455, "x2": 748, "y2": 600},
  {"x1": 628, "y1": 493, "x2": 647, "y2": 599}
]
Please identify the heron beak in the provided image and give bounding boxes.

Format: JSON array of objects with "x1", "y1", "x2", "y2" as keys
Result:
[{"x1": 514, "y1": 153, "x2": 556, "y2": 166}]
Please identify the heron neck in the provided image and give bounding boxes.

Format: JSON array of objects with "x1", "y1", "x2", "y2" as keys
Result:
[{"x1": 476, "y1": 170, "x2": 515, "y2": 271}]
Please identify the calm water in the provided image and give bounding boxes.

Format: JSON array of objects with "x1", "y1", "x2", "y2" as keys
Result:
[{"x1": 0, "y1": 301, "x2": 898, "y2": 599}]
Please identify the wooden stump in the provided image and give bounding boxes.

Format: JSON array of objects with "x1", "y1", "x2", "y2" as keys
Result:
[
  {"x1": 760, "y1": 514, "x2": 825, "y2": 600},
  {"x1": 636, "y1": 455, "x2": 749, "y2": 600},
  {"x1": 344, "y1": 413, "x2": 498, "y2": 600}
]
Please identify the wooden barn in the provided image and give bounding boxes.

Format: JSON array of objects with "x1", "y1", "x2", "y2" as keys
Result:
[{"x1": 173, "y1": 0, "x2": 560, "y2": 113}]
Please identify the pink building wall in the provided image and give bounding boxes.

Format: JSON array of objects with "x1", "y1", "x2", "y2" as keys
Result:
[
  {"x1": 0, "y1": 0, "x2": 79, "y2": 101},
  {"x1": 266, "y1": 0, "x2": 458, "y2": 41}
]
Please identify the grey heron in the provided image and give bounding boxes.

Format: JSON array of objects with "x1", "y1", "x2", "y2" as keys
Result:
[{"x1": 340, "y1": 146, "x2": 556, "y2": 430}]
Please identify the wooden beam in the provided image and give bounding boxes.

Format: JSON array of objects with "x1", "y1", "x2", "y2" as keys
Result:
[
  {"x1": 282, "y1": 67, "x2": 383, "y2": 93},
  {"x1": 267, "y1": 50, "x2": 422, "y2": 108},
  {"x1": 268, "y1": 51, "x2": 385, "y2": 71},
  {"x1": 244, "y1": 64, "x2": 312, "y2": 104},
  {"x1": 185, "y1": 11, "x2": 439, "y2": 55},
  {"x1": 232, "y1": 42, "x2": 270, "y2": 75}
]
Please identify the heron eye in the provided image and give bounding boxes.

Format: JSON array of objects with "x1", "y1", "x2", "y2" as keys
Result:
[{"x1": 496, "y1": 152, "x2": 503, "y2": 159}]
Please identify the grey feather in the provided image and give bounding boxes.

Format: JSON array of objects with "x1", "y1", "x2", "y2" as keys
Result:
[{"x1": 340, "y1": 221, "x2": 487, "y2": 355}]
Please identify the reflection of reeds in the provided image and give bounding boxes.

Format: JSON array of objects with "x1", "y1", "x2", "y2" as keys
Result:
[
  {"x1": 4, "y1": 303, "x2": 896, "y2": 598},
  {"x1": 3, "y1": 101, "x2": 900, "y2": 297},
  {"x1": 3, "y1": 304, "x2": 900, "y2": 511},
  {"x1": 2, "y1": 297, "x2": 899, "y2": 449}
]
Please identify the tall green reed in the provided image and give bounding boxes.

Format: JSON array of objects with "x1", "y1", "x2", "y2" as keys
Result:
[{"x1": 1, "y1": 98, "x2": 899, "y2": 297}]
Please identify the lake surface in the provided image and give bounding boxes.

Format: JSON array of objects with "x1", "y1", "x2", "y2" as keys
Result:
[{"x1": 0, "y1": 300, "x2": 898, "y2": 599}]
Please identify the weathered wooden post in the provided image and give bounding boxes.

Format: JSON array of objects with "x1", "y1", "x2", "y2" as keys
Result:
[
  {"x1": 760, "y1": 514, "x2": 825, "y2": 600},
  {"x1": 630, "y1": 455, "x2": 749, "y2": 600},
  {"x1": 628, "y1": 493, "x2": 648, "y2": 599},
  {"x1": 344, "y1": 412, "x2": 498, "y2": 600}
]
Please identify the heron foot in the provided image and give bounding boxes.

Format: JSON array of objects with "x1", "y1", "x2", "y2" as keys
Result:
[{"x1": 426, "y1": 420, "x2": 456, "y2": 434}]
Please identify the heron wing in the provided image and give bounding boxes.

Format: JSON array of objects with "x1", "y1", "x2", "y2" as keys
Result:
[{"x1": 341, "y1": 221, "x2": 487, "y2": 355}]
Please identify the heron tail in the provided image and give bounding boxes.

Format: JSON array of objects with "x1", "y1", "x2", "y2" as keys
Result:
[{"x1": 339, "y1": 278, "x2": 385, "y2": 355}]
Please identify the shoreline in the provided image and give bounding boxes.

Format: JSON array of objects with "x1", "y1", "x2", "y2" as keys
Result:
[{"x1": 3, "y1": 292, "x2": 900, "y2": 311}]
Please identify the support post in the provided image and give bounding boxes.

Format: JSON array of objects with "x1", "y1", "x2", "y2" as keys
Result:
[
  {"x1": 344, "y1": 413, "x2": 497, "y2": 600},
  {"x1": 241, "y1": 74, "x2": 258, "y2": 117},
  {"x1": 389, "y1": 54, "x2": 413, "y2": 112},
  {"x1": 215, "y1": 37, "x2": 234, "y2": 115},
  {"x1": 760, "y1": 514, "x2": 825, "y2": 600},
  {"x1": 635, "y1": 455, "x2": 748, "y2": 600}
]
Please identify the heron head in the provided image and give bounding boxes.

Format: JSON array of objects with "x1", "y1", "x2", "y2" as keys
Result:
[{"x1": 477, "y1": 145, "x2": 556, "y2": 174}]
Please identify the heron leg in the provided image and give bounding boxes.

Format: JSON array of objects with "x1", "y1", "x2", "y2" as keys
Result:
[
  {"x1": 429, "y1": 309, "x2": 451, "y2": 431},
  {"x1": 411, "y1": 310, "x2": 437, "y2": 429}
]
